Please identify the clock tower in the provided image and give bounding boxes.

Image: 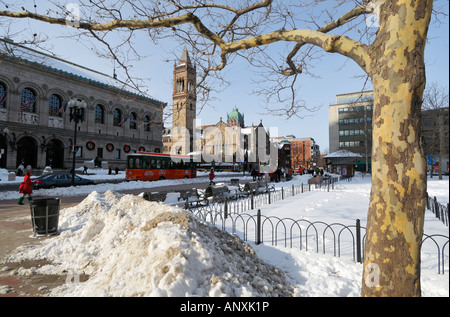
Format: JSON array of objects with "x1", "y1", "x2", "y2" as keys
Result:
[{"x1": 172, "y1": 48, "x2": 196, "y2": 154}]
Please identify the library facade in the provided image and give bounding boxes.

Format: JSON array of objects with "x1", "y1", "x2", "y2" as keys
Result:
[{"x1": 0, "y1": 41, "x2": 165, "y2": 171}]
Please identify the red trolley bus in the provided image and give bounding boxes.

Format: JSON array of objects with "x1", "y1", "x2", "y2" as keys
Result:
[{"x1": 126, "y1": 152, "x2": 197, "y2": 181}]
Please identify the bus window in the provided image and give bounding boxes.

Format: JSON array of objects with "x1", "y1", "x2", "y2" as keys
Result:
[
  {"x1": 161, "y1": 160, "x2": 166, "y2": 169},
  {"x1": 151, "y1": 159, "x2": 156, "y2": 169},
  {"x1": 156, "y1": 160, "x2": 161, "y2": 168},
  {"x1": 127, "y1": 157, "x2": 134, "y2": 169},
  {"x1": 135, "y1": 158, "x2": 142, "y2": 169}
]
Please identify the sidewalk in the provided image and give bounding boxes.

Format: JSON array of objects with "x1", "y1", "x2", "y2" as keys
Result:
[{"x1": 0, "y1": 198, "x2": 81, "y2": 296}]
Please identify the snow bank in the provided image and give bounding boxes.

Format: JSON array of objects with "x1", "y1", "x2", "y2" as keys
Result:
[{"x1": 8, "y1": 190, "x2": 293, "y2": 297}]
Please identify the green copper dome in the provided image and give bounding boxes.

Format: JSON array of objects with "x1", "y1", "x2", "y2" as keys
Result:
[{"x1": 227, "y1": 106, "x2": 244, "y2": 127}]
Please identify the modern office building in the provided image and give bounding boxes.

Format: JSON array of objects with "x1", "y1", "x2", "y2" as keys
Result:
[
  {"x1": 328, "y1": 91, "x2": 373, "y2": 172},
  {"x1": 329, "y1": 90, "x2": 449, "y2": 174},
  {"x1": 421, "y1": 107, "x2": 449, "y2": 173}
]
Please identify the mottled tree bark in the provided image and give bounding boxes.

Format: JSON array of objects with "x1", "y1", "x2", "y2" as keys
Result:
[{"x1": 362, "y1": 0, "x2": 433, "y2": 297}]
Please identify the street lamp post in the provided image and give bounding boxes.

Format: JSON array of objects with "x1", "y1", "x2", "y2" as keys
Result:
[{"x1": 68, "y1": 98, "x2": 87, "y2": 186}]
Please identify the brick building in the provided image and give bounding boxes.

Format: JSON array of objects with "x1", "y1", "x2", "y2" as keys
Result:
[{"x1": 285, "y1": 136, "x2": 320, "y2": 172}]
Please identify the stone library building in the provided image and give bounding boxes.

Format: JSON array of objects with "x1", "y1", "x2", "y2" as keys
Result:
[{"x1": 0, "y1": 39, "x2": 165, "y2": 172}]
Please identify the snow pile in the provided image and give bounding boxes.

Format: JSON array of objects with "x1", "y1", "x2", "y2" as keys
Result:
[
  {"x1": 0, "y1": 168, "x2": 13, "y2": 183},
  {"x1": 8, "y1": 190, "x2": 294, "y2": 297}
]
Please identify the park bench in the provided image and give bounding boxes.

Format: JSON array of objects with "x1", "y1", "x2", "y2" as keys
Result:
[
  {"x1": 230, "y1": 178, "x2": 240, "y2": 186},
  {"x1": 140, "y1": 191, "x2": 186, "y2": 207},
  {"x1": 257, "y1": 180, "x2": 275, "y2": 193},
  {"x1": 243, "y1": 180, "x2": 275, "y2": 196},
  {"x1": 307, "y1": 175, "x2": 323, "y2": 185},
  {"x1": 180, "y1": 189, "x2": 206, "y2": 208},
  {"x1": 243, "y1": 181, "x2": 259, "y2": 196},
  {"x1": 205, "y1": 185, "x2": 240, "y2": 203},
  {"x1": 141, "y1": 191, "x2": 166, "y2": 202}
]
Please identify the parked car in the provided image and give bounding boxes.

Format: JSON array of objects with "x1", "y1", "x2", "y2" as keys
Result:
[{"x1": 33, "y1": 173, "x2": 95, "y2": 189}]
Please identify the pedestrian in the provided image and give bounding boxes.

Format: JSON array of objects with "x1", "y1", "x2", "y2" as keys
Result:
[
  {"x1": 209, "y1": 168, "x2": 215, "y2": 185},
  {"x1": 94, "y1": 157, "x2": 101, "y2": 168},
  {"x1": 18, "y1": 170, "x2": 40, "y2": 205},
  {"x1": 17, "y1": 163, "x2": 24, "y2": 176},
  {"x1": 274, "y1": 168, "x2": 280, "y2": 182},
  {"x1": 314, "y1": 167, "x2": 320, "y2": 176},
  {"x1": 251, "y1": 168, "x2": 258, "y2": 181}
]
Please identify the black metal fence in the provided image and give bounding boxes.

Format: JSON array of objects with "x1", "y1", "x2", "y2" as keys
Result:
[
  {"x1": 191, "y1": 206, "x2": 366, "y2": 262},
  {"x1": 188, "y1": 178, "x2": 449, "y2": 275},
  {"x1": 426, "y1": 193, "x2": 449, "y2": 227},
  {"x1": 218, "y1": 176, "x2": 346, "y2": 214},
  {"x1": 422, "y1": 234, "x2": 449, "y2": 275}
]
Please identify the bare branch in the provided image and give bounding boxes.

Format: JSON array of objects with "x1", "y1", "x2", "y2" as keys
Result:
[
  {"x1": 282, "y1": 3, "x2": 370, "y2": 76},
  {"x1": 0, "y1": 0, "x2": 372, "y2": 119},
  {"x1": 222, "y1": 29, "x2": 369, "y2": 73}
]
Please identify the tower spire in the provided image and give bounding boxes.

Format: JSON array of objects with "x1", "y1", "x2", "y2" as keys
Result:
[
  {"x1": 172, "y1": 47, "x2": 197, "y2": 154},
  {"x1": 179, "y1": 46, "x2": 191, "y2": 66}
]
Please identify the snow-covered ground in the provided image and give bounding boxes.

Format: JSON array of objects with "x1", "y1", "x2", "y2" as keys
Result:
[
  {"x1": 1, "y1": 168, "x2": 448, "y2": 297},
  {"x1": 251, "y1": 175, "x2": 449, "y2": 297}
]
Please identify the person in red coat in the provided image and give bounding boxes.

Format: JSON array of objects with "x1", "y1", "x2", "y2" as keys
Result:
[
  {"x1": 209, "y1": 168, "x2": 215, "y2": 185},
  {"x1": 18, "y1": 170, "x2": 40, "y2": 205}
]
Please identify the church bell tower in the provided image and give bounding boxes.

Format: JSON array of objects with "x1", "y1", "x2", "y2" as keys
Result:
[{"x1": 172, "y1": 48, "x2": 196, "y2": 154}]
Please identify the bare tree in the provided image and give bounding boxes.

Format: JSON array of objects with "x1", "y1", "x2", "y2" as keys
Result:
[{"x1": 0, "y1": 0, "x2": 442, "y2": 296}]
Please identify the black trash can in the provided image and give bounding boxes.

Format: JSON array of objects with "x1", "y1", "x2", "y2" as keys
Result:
[{"x1": 30, "y1": 198, "x2": 60, "y2": 236}]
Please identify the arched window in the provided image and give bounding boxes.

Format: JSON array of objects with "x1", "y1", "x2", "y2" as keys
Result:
[
  {"x1": 144, "y1": 115, "x2": 151, "y2": 132},
  {"x1": 49, "y1": 94, "x2": 62, "y2": 117},
  {"x1": 95, "y1": 104, "x2": 105, "y2": 124},
  {"x1": 0, "y1": 82, "x2": 6, "y2": 109},
  {"x1": 20, "y1": 88, "x2": 37, "y2": 113},
  {"x1": 113, "y1": 108, "x2": 122, "y2": 126},
  {"x1": 129, "y1": 112, "x2": 137, "y2": 129}
]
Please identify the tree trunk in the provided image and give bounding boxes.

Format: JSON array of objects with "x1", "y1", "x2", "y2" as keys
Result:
[{"x1": 361, "y1": 0, "x2": 433, "y2": 297}]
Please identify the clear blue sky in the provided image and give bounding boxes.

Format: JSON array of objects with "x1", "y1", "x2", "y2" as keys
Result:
[{"x1": 2, "y1": 1, "x2": 448, "y2": 153}]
